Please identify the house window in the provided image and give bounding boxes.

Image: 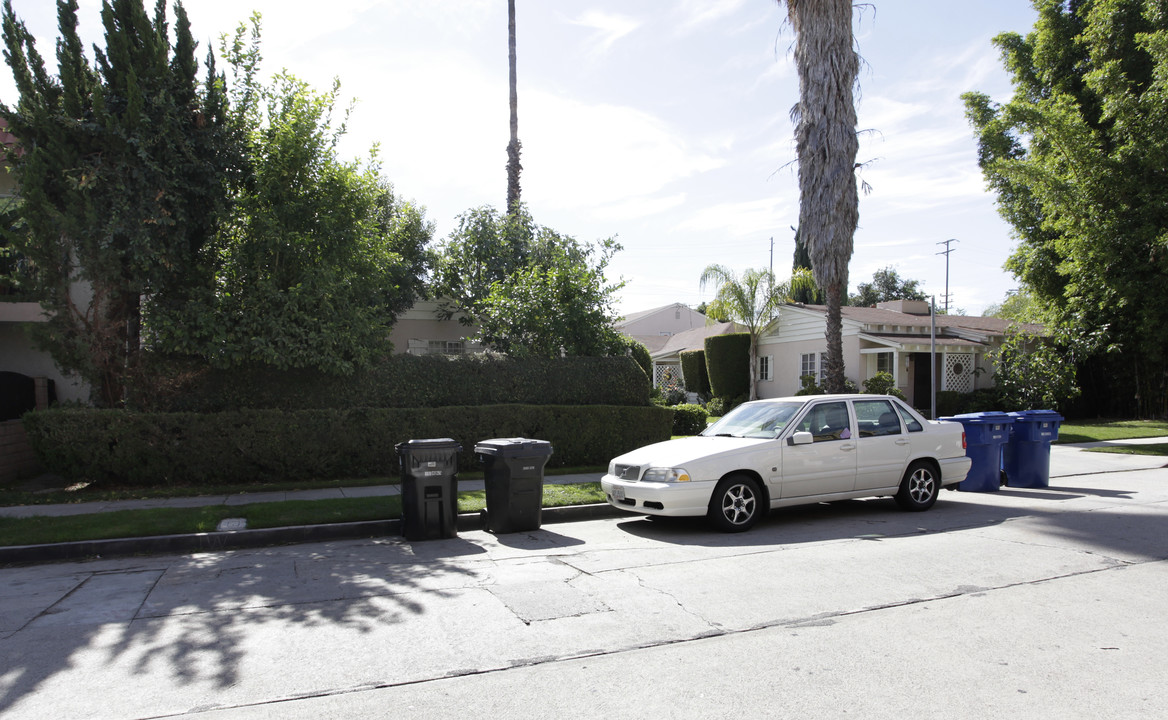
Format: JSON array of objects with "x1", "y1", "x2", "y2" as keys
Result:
[
  {"x1": 876, "y1": 352, "x2": 892, "y2": 375},
  {"x1": 799, "y1": 352, "x2": 819, "y2": 383},
  {"x1": 759, "y1": 355, "x2": 773, "y2": 382},
  {"x1": 427, "y1": 340, "x2": 464, "y2": 355}
]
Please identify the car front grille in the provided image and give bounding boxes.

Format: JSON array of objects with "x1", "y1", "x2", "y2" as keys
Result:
[{"x1": 612, "y1": 463, "x2": 642, "y2": 481}]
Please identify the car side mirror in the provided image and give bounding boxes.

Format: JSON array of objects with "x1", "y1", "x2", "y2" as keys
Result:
[{"x1": 787, "y1": 431, "x2": 813, "y2": 446}]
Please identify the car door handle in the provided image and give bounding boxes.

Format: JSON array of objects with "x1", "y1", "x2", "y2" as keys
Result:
[
  {"x1": 841, "y1": 444, "x2": 855, "y2": 452},
  {"x1": 895, "y1": 439, "x2": 910, "y2": 446}
]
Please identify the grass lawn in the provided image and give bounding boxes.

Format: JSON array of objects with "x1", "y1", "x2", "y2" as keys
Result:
[
  {"x1": 0, "y1": 482, "x2": 608, "y2": 547},
  {"x1": 1054, "y1": 419, "x2": 1168, "y2": 444},
  {"x1": 1086, "y1": 444, "x2": 1168, "y2": 457}
]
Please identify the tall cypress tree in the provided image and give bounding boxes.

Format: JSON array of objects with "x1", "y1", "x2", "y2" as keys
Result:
[{"x1": 1, "y1": 0, "x2": 235, "y2": 406}]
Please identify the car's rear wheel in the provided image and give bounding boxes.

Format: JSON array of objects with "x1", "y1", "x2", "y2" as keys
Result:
[
  {"x1": 708, "y1": 474, "x2": 763, "y2": 532},
  {"x1": 895, "y1": 461, "x2": 939, "y2": 511}
]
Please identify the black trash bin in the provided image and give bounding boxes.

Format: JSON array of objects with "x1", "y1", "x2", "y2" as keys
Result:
[
  {"x1": 396, "y1": 438, "x2": 461, "y2": 540},
  {"x1": 475, "y1": 438, "x2": 553, "y2": 533}
]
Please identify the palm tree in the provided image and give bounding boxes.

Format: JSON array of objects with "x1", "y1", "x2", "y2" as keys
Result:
[
  {"x1": 780, "y1": 0, "x2": 860, "y2": 392},
  {"x1": 506, "y1": 0, "x2": 522, "y2": 215},
  {"x1": 700, "y1": 265, "x2": 816, "y2": 401}
]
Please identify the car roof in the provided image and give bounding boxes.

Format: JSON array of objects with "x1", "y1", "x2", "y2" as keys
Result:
[{"x1": 752, "y1": 394, "x2": 899, "y2": 403}]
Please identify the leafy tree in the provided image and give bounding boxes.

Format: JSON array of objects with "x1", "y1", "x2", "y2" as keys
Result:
[
  {"x1": 963, "y1": 0, "x2": 1168, "y2": 416},
  {"x1": 777, "y1": 0, "x2": 861, "y2": 393},
  {"x1": 988, "y1": 327, "x2": 1080, "y2": 411},
  {"x1": 150, "y1": 18, "x2": 432, "y2": 374},
  {"x1": 699, "y1": 265, "x2": 815, "y2": 400},
  {"x1": 849, "y1": 266, "x2": 927, "y2": 307},
  {"x1": 474, "y1": 235, "x2": 625, "y2": 358},
  {"x1": 433, "y1": 205, "x2": 533, "y2": 324},
  {"x1": 1, "y1": 0, "x2": 236, "y2": 406},
  {"x1": 984, "y1": 288, "x2": 1045, "y2": 324}
]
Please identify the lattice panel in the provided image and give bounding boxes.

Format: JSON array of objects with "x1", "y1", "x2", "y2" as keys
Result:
[
  {"x1": 945, "y1": 353, "x2": 974, "y2": 393},
  {"x1": 654, "y1": 363, "x2": 683, "y2": 391}
]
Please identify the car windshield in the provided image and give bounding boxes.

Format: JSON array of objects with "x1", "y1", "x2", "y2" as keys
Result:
[{"x1": 702, "y1": 401, "x2": 804, "y2": 439}]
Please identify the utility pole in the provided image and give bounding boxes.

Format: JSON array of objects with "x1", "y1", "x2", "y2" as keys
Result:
[
  {"x1": 936, "y1": 238, "x2": 958, "y2": 314},
  {"x1": 769, "y1": 236, "x2": 774, "y2": 277}
]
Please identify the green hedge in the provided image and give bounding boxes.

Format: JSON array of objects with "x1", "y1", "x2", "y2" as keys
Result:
[
  {"x1": 23, "y1": 405, "x2": 673, "y2": 486},
  {"x1": 133, "y1": 353, "x2": 650, "y2": 412},
  {"x1": 671, "y1": 403, "x2": 709, "y2": 436},
  {"x1": 704, "y1": 333, "x2": 750, "y2": 400},
  {"x1": 679, "y1": 349, "x2": 710, "y2": 395}
]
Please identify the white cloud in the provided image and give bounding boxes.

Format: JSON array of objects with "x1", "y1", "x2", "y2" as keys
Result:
[{"x1": 567, "y1": 11, "x2": 641, "y2": 56}]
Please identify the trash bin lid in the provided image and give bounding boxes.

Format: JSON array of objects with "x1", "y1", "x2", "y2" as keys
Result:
[
  {"x1": 396, "y1": 437, "x2": 462, "y2": 453},
  {"x1": 1008, "y1": 410, "x2": 1064, "y2": 423},
  {"x1": 474, "y1": 437, "x2": 554, "y2": 458},
  {"x1": 944, "y1": 411, "x2": 1014, "y2": 424}
]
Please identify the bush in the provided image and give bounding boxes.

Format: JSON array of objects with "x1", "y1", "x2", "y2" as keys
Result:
[
  {"x1": 671, "y1": 403, "x2": 709, "y2": 435},
  {"x1": 704, "y1": 333, "x2": 750, "y2": 400},
  {"x1": 862, "y1": 371, "x2": 906, "y2": 400},
  {"x1": 679, "y1": 350, "x2": 710, "y2": 395},
  {"x1": 663, "y1": 386, "x2": 687, "y2": 405},
  {"x1": 23, "y1": 405, "x2": 674, "y2": 486},
  {"x1": 132, "y1": 353, "x2": 651, "y2": 412},
  {"x1": 705, "y1": 397, "x2": 727, "y2": 417}
]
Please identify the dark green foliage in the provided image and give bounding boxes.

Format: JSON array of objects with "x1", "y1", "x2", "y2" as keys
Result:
[
  {"x1": 861, "y1": 371, "x2": 907, "y2": 400},
  {"x1": 617, "y1": 335, "x2": 652, "y2": 377},
  {"x1": 935, "y1": 389, "x2": 1002, "y2": 418},
  {"x1": 671, "y1": 403, "x2": 709, "y2": 436},
  {"x1": 435, "y1": 204, "x2": 625, "y2": 358},
  {"x1": 795, "y1": 374, "x2": 825, "y2": 396},
  {"x1": 988, "y1": 328, "x2": 1080, "y2": 412},
  {"x1": 704, "y1": 333, "x2": 750, "y2": 400},
  {"x1": 679, "y1": 349, "x2": 710, "y2": 395},
  {"x1": 848, "y1": 267, "x2": 927, "y2": 307},
  {"x1": 23, "y1": 404, "x2": 673, "y2": 485},
  {"x1": 132, "y1": 353, "x2": 651, "y2": 412},
  {"x1": 789, "y1": 225, "x2": 821, "y2": 304},
  {"x1": 1, "y1": 0, "x2": 237, "y2": 406},
  {"x1": 963, "y1": 0, "x2": 1168, "y2": 416}
]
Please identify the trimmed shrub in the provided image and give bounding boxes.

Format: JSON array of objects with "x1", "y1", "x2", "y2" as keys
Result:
[
  {"x1": 704, "y1": 333, "x2": 750, "y2": 401},
  {"x1": 132, "y1": 353, "x2": 650, "y2": 412},
  {"x1": 671, "y1": 403, "x2": 709, "y2": 436},
  {"x1": 679, "y1": 349, "x2": 710, "y2": 395},
  {"x1": 23, "y1": 405, "x2": 673, "y2": 486}
]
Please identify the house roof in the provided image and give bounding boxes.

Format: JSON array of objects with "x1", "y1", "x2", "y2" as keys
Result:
[
  {"x1": 616, "y1": 302, "x2": 700, "y2": 328},
  {"x1": 790, "y1": 303, "x2": 1044, "y2": 336},
  {"x1": 651, "y1": 321, "x2": 743, "y2": 360},
  {"x1": 858, "y1": 333, "x2": 989, "y2": 350}
]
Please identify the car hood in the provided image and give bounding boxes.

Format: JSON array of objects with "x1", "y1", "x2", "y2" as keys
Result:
[{"x1": 611, "y1": 435, "x2": 770, "y2": 471}]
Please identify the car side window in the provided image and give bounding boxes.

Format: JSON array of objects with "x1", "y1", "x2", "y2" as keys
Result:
[
  {"x1": 854, "y1": 399, "x2": 902, "y2": 437},
  {"x1": 804, "y1": 401, "x2": 851, "y2": 442},
  {"x1": 895, "y1": 403, "x2": 924, "y2": 432}
]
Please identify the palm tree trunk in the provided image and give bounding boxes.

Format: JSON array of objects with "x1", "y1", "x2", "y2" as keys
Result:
[
  {"x1": 506, "y1": 0, "x2": 522, "y2": 215},
  {"x1": 783, "y1": 0, "x2": 859, "y2": 394}
]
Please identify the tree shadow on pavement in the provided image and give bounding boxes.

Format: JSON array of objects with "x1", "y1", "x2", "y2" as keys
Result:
[{"x1": 0, "y1": 534, "x2": 489, "y2": 717}]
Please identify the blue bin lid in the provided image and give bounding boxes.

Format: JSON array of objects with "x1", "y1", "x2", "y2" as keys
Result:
[
  {"x1": 1008, "y1": 410, "x2": 1064, "y2": 423},
  {"x1": 944, "y1": 411, "x2": 1014, "y2": 425}
]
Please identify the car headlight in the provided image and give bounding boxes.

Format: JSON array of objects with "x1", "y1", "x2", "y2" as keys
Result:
[{"x1": 641, "y1": 467, "x2": 691, "y2": 483}]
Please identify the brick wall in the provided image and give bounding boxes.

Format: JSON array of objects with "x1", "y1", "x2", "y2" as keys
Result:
[{"x1": 0, "y1": 419, "x2": 43, "y2": 484}]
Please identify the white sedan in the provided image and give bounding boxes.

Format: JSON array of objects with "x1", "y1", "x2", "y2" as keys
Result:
[{"x1": 601, "y1": 394, "x2": 972, "y2": 532}]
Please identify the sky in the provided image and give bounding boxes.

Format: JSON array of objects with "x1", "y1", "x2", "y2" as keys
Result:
[{"x1": 0, "y1": 0, "x2": 1041, "y2": 317}]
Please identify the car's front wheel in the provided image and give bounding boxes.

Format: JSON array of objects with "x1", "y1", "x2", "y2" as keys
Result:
[
  {"x1": 708, "y1": 474, "x2": 763, "y2": 532},
  {"x1": 895, "y1": 461, "x2": 939, "y2": 511}
]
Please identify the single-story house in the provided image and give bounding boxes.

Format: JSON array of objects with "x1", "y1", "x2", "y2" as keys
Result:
[
  {"x1": 616, "y1": 302, "x2": 708, "y2": 355},
  {"x1": 387, "y1": 298, "x2": 482, "y2": 356},
  {"x1": 649, "y1": 321, "x2": 744, "y2": 393},
  {"x1": 755, "y1": 299, "x2": 1043, "y2": 410}
]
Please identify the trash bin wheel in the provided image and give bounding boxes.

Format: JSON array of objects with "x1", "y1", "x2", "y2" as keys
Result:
[
  {"x1": 708, "y1": 474, "x2": 763, "y2": 533},
  {"x1": 895, "y1": 461, "x2": 940, "y2": 512}
]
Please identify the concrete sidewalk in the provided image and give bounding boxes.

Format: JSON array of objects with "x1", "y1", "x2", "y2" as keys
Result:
[{"x1": 0, "y1": 472, "x2": 606, "y2": 519}]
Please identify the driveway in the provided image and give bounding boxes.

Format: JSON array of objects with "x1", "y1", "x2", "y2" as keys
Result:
[{"x1": 0, "y1": 444, "x2": 1165, "y2": 719}]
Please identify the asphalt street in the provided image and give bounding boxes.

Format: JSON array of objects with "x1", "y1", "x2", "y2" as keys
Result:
[{"x1": 1, "y1": 443, "x2": 1165, "y2": 719}]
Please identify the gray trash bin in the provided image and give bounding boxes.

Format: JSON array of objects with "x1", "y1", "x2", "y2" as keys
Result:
[
  {"x1": 396, "y1": 438, "x2": 461, "y2": 540},
  {"x1": 475, "y1": 438, "x2": 553, "y2": 533}
]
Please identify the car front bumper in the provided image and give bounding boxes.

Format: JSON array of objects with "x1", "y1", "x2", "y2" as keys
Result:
[{"x1": 600, "y1": 475, "x2": 717, "y2": 517}]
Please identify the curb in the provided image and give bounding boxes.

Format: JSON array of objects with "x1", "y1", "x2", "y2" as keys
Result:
[{"x1": 0, "y1": 503, "x2": 627, "y2": 566}]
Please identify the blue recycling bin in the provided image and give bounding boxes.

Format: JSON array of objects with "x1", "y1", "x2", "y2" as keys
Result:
[
  {"x1": 1003, "y1": 410, "x2": 1064, "y2": 488},
  {"x1": 940, "y1": 412, "x2": 1014, "y2": 492}
]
